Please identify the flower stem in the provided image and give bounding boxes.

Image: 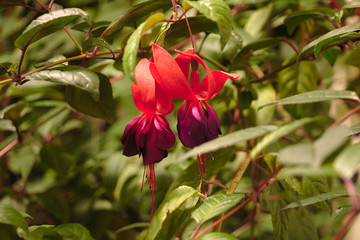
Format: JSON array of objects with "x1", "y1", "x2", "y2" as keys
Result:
[
  {"x1": 63, "y1": 26, "x2": 83, "y2": 52},
  {"x1": 226, "y1": 153, "x2": 251, "y2": 194},
  {"x1": 197, "y1": 52, "x2": 228, "y2": 72}
]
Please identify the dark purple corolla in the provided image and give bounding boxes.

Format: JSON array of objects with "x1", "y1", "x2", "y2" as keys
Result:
[
  {"x1": 120, "y1": 58, "x2": 175, "y2": 220},
  {"x1": 151, "y1": 43, "x2": 239, "y2": 190}
]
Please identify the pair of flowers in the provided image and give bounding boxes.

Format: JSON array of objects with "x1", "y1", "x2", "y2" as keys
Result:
[{"x1": 121, "y1": 43, "x2": 238, "y2": 218}]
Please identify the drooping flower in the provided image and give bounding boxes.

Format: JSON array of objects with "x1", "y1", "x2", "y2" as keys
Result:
[
  {"x1": 151, "y1": 43, "x2": 239, "y2": 190},
  {"x1": 121, "y1": 58, "x2": 175, "y2": 220}
]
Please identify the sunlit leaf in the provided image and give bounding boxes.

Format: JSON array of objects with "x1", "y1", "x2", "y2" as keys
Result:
[
  {"x1": 15, "y1": 8, "x2": 90, "y2": 49},
  {"x1": 27, "y1": 66, "x2": 100, "y2": 101},
  {"x1": 18, "y1": 225, "x2": 54, "y2": 240},
  {"x1": 179, "y1": 125, "x2": 277, "y2": 161},
  {"x1": 54, "y1": 223, "x2": 94, "y2": 240},
  {"x1": 259, "y1": 90, "x2": 359, "y2": 109},
  {"x1": 82, "y1": 37, "x2": 112, "y2": 52},
  {"x1": 282, "y1": 190, "x2": 348, "y2": 210},
  {"x1": 343, "y1": 1, "x2": 360, "y2": 9},
  {"x1": 192, "y1": 194, "x2": 244, "y2": 224},
  {"x1": 184, "y1": 0, "x2": 232, "y2": 49},
  {"x1": 313, "y1": 126, "x2": 351, "y2": 167},
  {"x1": 250, "y1": 118, "x2": 316, "y2": 159},
  {"x1": 298, "y1": 23, "x2": 360, "y2": 60},
  {"x1": 65, "y1": 72, "x2": 115, "y2": 123},
  {"x1": 244, "y1": 3, "x2": 272, "y2": 38},
  {"x1": 102, "y1": 0, "x2": 171, "y2": 37},
  {"x1": 195, "y1": 232, "x2": 238, "y2": 240},
  {"x1": 146, "y1": 185, "x2": 199, "y2": 240},
  {"x1": 122, "y1": 12, "x2": 165, "y2": 82},
  {"x1": 333, "y1": 144, "x2": 360, "y2": 178},
  {"x1": 0, "y1": 205, "x2": 28, "y2": 232}
]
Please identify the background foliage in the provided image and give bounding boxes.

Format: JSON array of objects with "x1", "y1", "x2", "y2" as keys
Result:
[{"x1": 0, "y1": 0, "x2": 360, "y2": 239}]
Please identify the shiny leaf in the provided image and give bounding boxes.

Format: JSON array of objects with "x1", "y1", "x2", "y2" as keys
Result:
[
  {"x1": 15, "y1": 8, "x2": 90, "y2": 49},
  {"x1": 122, "y1": 12, "x2": 165, "y2": 82},
  {"x1": 184, "y1": 0, "x2": 232, "y2": 49},
  {"x1": 192, "y1": 194, "x2": 244, "y2": 224},
  {"x1": 27, "y1": 66, "x2": 100, "y2": 101}
]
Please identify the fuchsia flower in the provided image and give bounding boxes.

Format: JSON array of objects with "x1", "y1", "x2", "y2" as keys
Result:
[
  {"x1": 151, "y1": 43, "x2": 239, "y2": 189},
  {"x1": 120, "y1": 58, "x2": 175, "y2": 220}
]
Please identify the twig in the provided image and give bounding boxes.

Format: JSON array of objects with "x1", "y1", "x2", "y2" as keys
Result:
[
  {"x1": 329, "y1": 105, "x2": 360, "y2": 129},
  {"x1": 334, "y1": 208, "x2": 359, "y2": 240},
  {"x1": 226, "y1": 153, "x2": 251, "y2": 194},
  {"x1": 63, "y1": 27, "x2": 83, "y2": 52},
  {"x1": 197, "y1": 52, "x2": 228, "y2": 72},
  {"x1": 0, "y1": 2, "x2": 46, "y2": 13}
]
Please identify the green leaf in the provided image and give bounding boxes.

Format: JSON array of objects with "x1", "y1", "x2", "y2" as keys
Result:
[
  {"x1": 313, "y1": 126, "x2": 351, "y2": 167},
  {"x1": 102, "y1": 0, "x2": 171, "y2": 37},
  {"x1": 287, "y1": 207, "x2": 319, "y2": 240},
  {"x1": 15, "y1": 8, "x2": 90, "y2": 49},
  {"x1": 122, "y1": 12, "x2": 165, "y2": 82},
  {"x1": 27, "y1": 66, "x2": 100, "y2": 101},
  {"x1": 82, "y1": 37, "x2": 112, "y2": 52},
  {"x1": 0, "y1": 101, "x2": 28, "y2": 121},
  {"x1": 164, "y1": 16, "x2": 218, "y2": 47},
  {"x1": 285, "y1": 176, "x2": 332, "y2": 213},
  {"x1": 0, "y1": 205, "x2": 28, "y2": 233},
  {"x1": 179, "y1": 125, "x2": 277, "y2": 161},
  {"x1": 343, "y1": 1, "x2": 360, "y2": 9},
  {"x1": 278, "y1": 61, "x2": 318, "y2": 100},
  {"x1": 184, "y1": 0, "x2": 232, "y2": 49},
  {"x1": 259, "y1": 90, "x2": 359, "y2": 109},
  {"x1": 54, "y1": 223, "x2": 94, "y2": 240},
  {"x1": 244, "y1": 3, "x2": 273, "y2": 38},
  {"x1": 196, "y1": 232, "x2": 238, "y2": 240},
  {"x1": 344, "y1": 45, "x2": 360, "y2": 68},
  {"x1": 0, "y1": 62, "x2": 12, "y2": 75},
  {"x1": 37, "y1": 189, "x2": 70, "y2": 222},
  {"x1": 250, "y1": 118, "x2": 316, "y2": 159},
  {"x1": 115, "y1": 222, "x2": 149, "y2": 234},
  {"x1": 278, "y1": 142, "x2": 314, "y2": 166},
  {"x1": 192, "y1": 194, "x2": 244, "y2": 224},
  {"x1": 233, "y1": 37, "x2": 284, "y2": 68},
  {"x1": 18, "y1": 225, "x2": 54, "y2": 240},
  {"x1": 146, "y1": 185, "x2": 199, "y2": 240},
  {"x1": 298, "y1": 23, "x2": 360, "y2": 60},
  {"x1": 333, "y1": 143, "x2": 360, "y2": 178},
  {"x1": 322, "y1": 47, "x2": 341, "y2": 66},
  {"x1": 282, "y1": 190, "x2": 349, "y2": 210},
  {"x1": 66, "y1": 72, "x2": 115, "y2": 123},
  {"x1": 284, "y1": 10, "x2": 326, "y2": 35}
]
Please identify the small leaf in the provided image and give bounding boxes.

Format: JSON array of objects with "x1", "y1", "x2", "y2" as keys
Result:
[
  {"x1": 102, "y1": 0, "x2": 171, "y2": 37},
  {"x1": 115, "y1": 222, "x2": 149, "y2": 234},
  {"x1": 0, "y1": 205, "x2": 29, "y2": 232},
  {"x1": 184, "y1": 0, "x2": 232, "y2": 49},
  {"x1": 164, "y1": 16, "x2": 218, "y2": 47},
  {"x1": 233, "y1": 37, "x2": 284, "y2": 68},
  {"x1": 196, "y1": 232, "x2": 238, "y2": 240},
  {"x1": 244, "y1": 3, "x2": 273, "y2": 38},
  {"x1": 66, "y1": 72, "x2": 115, "y2": 123},
  {"x1": 250, "y1": 118, "x2": 316, "y2": 159},
  {"x1": 27, "y1": 66, "x2": 100, "y2": 101},
  {"x1": 18, "y1": 225, "x2": 54, "y2": 240},
  {"x1": 281, "y1": 190, "x2": 348, "y2": 210},
  {"x1": 333, "y1": 143, "x2": 360, "y2": 178},
  {"x1": 278, "y1": 142, "x2": 314, "y2": 166},
  {"x1": 313, "y1": 126, "x2": 351, "y2": 167},
  {"x1": 179, "y1": 125, "x2": 277, "y2": 161},
  {"x1": 122, "y1": 12, "x2": 165, "y2": 82},
  {"x1": 0, "y1": 101, "x2": 28, "y2": 121},
  {"x1": 259, "y1": 90, "x2": 359, "y2": 109},
  {"x1": 343, "y1": 1, "x2": 360, "y2": 9},
  {"x1": 298, "y1": 23, "x2": 360, "y2": 60},
  {"x1": 54, "y1": 223, "x2": 94, "y2": 240},
  {"x1": 0, "y1": 62, "x2": 12, "y2": 75},
  {"x1": 146, "y1": 185, "x2": 199, "y2": 240},
  {"x1": 82, "y1": 37, "x2": 112, "y2": 52},
  {"x1": 15, "y1": 8, "x2": 90, "y2": 49},
  {"x1": 192, "y1": 194, "x2": 244, "y2": 224},
  {"x1": 284, "y1": 10, "x2": 326, "y2": 35}
]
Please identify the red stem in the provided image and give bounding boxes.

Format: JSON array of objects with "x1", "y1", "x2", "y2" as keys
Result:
[
  {"x1": 334, "y1": 209, "x2": 359, "y2": 240},
  {"x1": 0, "y1": 2, "x2": 46, "y2": 13},
  {"x1": 194, "y1": 172, "x2": 278, "y2": 238}
]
